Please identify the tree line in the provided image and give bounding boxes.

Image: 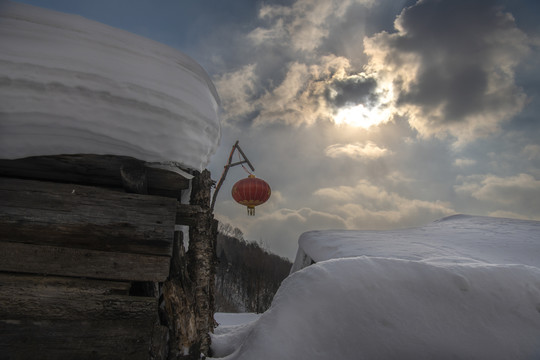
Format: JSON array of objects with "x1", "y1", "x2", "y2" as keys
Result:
[{"x1": 215, "y1": 223, "x2": 292, "y2": 313}]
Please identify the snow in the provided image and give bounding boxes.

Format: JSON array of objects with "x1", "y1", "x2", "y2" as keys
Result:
[
  {"x1": 212, "y1": 314, "x2": 262, "y2": 359},
  {"x1": 214, "y1": 313, "x2": 261, "y2": 327},
  {"x1": 292, "y1": 214, "x2": 540, "y2": 271},
  {"x1": 210, "y1": 215, "x2": 540, "y2": 359},
  {"x1": 0, "y1": 1, "x2": 220, "y2": 171}
]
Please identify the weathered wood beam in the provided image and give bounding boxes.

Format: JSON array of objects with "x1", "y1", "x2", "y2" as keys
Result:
[
  {"x1": 0, "y1": 154, "x2": 129, "y2": 187},
  {"x1": 0, "y1": 242, "x2": 171, "y2": 282},
  {"x1": 0, "y1": 273, "x2": 156, "y2": 321},
  {"x1": 0, "y1": 154, "x2": 190, "y2": 198},
  {"x1": 0, "y1": 177, "x2": 176, "y2": 256},
  {"x1": 0, "y1": 319, "x2": 154, "y2": 360},
  {"x1": 146, "y1": 165, "x2": 192, "y2": 199},
  {"x1": 0, "y1": 229, "x2": 173, "y2": 257}
]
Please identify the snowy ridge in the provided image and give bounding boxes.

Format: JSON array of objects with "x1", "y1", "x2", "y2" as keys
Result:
[
  {"x1": 211, "y1": 215, "x2": 540, "y2": 359},
  {"x1": 0, "y1": 2, "x2": 220, "y2": 171}
]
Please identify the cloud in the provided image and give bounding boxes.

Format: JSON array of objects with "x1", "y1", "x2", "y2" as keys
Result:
[
  {"x1": 325, "y1": 141, "x2": 391, "y2": 160},
  {"x1": 455, "y1": 173, "x2": 540, "y2": 214},
  {"x1": 214, "y1": 64, "x2": 258, "y2": 124},
  {"x1": 487, "y1": 210, "x2": 540, "y2": 221},
  {"x1": 253, "y1": 0, "x2": 369, "y2": 52},
  {"x1": 453, "y1": 158, "x2": 477, "y2": 168},
  {"x1": 213, "y1": 0, "x2": 386, "y2": 127},
  {"x1": 216, "y1": 54, "x2": 374, "y2": 126},
  {"x1": 363, "y1": 0, "x2": 530, "y2": 143},
  {"x1": 214, "y1": 0, "x2": 531, "y2": 141},
  {"x1": 522, "y1": 144, "x2": 540, "y2": 160},
  {"x1": 314, "y1": 179, "x2": 455, "y2": 229},
  {"x1": 325, "y1": 73, "x2": 378, "y2": 108}
]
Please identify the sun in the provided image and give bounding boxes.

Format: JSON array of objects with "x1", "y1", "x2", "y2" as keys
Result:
[
  {"x1": 333, "y1": 104, "x2": 392, "y2": 129},
  {"x1": 332, "y1": 81, "x2": 395, "y2": 129}
]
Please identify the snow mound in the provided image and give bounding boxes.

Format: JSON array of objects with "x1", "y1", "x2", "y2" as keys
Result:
[
  {"x1": 212, "y1": 313, "x2": 261, "y2": 358},
  {"x1": 0, "y1": 2, "x2": 220, "y2": 171},
  {"x1": 292, "y1": 214, "x2": 540, "y2": 272},
  {"x1": 211, "y1": 216, "x2": 540, "y2": 359},
  {"x1": 213, "y1": 258, "x2": 540, "y2": 359}
]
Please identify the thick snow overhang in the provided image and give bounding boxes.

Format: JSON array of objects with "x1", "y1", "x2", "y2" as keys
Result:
[{"x1": 0, "y1": 2, "x2": 221, "y2": 172}]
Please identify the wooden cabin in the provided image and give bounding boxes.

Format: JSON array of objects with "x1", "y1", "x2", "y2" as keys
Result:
[
  {"x1": 1, "y1": 3, "x2": 223, "y2": 358},
  {"x1": 0, "y1": 154, "x2": 218, "y2": 359}
]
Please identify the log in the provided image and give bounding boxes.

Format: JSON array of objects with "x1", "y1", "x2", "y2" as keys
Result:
[
  {"x1": 0, "y1": 154, "x2": 190, "y2": 198},
  {"x1": 0, "y1": 273, "x2": 156, "y2": 321},
  {"x1": 0, "y1": 177, "x2": 178, "y2": 221},
  {"x1": 0, "y1": 242, "x2": 171, "y2": 282},
  {"x1": 0, "y1": 177, "x2": 176, "y2": 256},
  {"x1": 0, "y1": 154, "x2": 130, "y2": 188},
  {"x1": 0, "y1": 319, "x2": 154, "y2": 360},
  {"x1": 162, "y1": 233, "x2": 199, "y2": 358},
  {"x1": 0, "y1": 227, "x2": 173, "y2": 257},
  {"x1": 185, "y1": 170, "x2": 218, "y2": 355},
  {"x1": 186, "y1": 214, "x2": 218, "y2": 354},
  {"x1": 146, "y1": 166, "x2": 192, "y2": 199}
]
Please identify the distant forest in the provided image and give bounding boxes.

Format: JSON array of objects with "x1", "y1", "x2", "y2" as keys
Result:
[{"x1": 215, "y1": 223, "x2": 292, "y2": 313}]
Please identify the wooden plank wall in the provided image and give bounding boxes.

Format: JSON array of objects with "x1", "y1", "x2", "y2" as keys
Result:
[
  {"x1": 0, "y1": 274, "x2": 157, "y2": 360},
  {"x1": 0, "y1": 155, "x2": 191, "y2": 359},
  {"x1": 0, "y1": 177, "x2": 176, "y2": 281}
]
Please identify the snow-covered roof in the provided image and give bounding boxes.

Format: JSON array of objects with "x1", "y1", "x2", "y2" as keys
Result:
[
  {"x1": 292, "y1": 214, "x2": 540, "y2": 272},
  {"x1": 211, "y1": 215, "x2": 540, "y2": 359},
  {"x1": 0, "y1": 2, "x2": 220, "y2": 171}
]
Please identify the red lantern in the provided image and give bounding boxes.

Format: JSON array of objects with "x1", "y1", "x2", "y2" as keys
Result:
[{"x1": 232, "y1": 175, "x2": 271, "y2": 216}]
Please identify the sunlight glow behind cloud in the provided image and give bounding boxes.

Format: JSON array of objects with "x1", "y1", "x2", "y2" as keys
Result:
[{"x1": 333, "y1": 104, "x2": 389, "y2": 128}]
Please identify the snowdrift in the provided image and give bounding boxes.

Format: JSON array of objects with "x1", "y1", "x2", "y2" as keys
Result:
[
  {"x1": 0, "y1": 2, "x2": 220, "y2": 171},
  {"x1": 211, "y1": 215, "x2": 540, "y2": 360}
]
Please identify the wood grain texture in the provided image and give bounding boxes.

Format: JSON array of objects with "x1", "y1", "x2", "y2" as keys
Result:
[
  {"x1": 0, "y1": 154, "x2": 190, "y2": 197},
  {"x1": 0, "y1": 319, "x2": 154, "y2": 360},
  {"x1": 0, "y1": 177, "x2": 176, "y2": 256},
  {"x1": 0, "y1": 273, "x2": 156, "y2": 321},
  {"x1": 0, "y1": 242, "x2": 171, "y2": 281}
]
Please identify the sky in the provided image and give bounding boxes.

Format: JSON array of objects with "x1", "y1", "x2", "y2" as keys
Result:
[{"x1": 9, "y1": 0, "x2": 540, "y2": 259}]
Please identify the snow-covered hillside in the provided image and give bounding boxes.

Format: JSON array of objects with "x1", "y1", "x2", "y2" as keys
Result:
[
  {"x1": 211, "y1": 215, "x2": 540, "y2": 359},
  {"x1": 0, "y1": 2, "x2": 220, "y2": 171}
]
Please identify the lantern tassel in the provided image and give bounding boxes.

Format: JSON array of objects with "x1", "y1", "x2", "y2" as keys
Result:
[{"x1": 247, "y1": 206, "x2": 255, "y2": 216}]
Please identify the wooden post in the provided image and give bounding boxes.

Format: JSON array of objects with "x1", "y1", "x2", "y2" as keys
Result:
[
  {"x1": 161, "y1": 169, "x2": 218, "y2": 359},
  {"x1": 188, "y1": 170, "x2": 218, "y2": 356}
]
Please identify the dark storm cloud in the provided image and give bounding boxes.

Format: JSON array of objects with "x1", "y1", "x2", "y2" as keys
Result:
[
  {"x1": 364, "y1": 0, "x2": 530, "y2": 141},
  {"x1": 395, "y1": 0, "x2": 517, "y2": 115}
]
